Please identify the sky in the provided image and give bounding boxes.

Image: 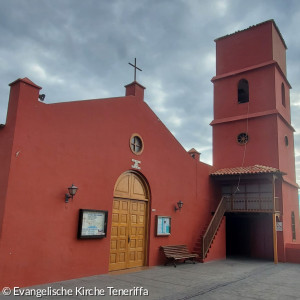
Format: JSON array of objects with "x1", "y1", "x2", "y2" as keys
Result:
[{"x1": 1, "y1": 0, "x2": 300, "y2": 185}]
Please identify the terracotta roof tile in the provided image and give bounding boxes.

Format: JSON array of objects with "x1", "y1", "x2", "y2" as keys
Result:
[{"x1": 211, "y1": 165, "x2": 283, "y2": 176}]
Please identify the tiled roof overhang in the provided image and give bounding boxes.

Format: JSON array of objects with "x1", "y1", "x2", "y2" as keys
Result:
[{"x1": 211, "y1": 165, "x2": 285, "y2": 176}]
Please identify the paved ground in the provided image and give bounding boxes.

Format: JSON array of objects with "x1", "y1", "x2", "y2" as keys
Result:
[{"x1": 1, "y1": 259, "x2": 300, "y2": 299}]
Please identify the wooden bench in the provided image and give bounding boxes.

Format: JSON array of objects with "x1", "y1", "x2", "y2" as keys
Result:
[{"x1": 160, "y1": 245, "x2": 199, "y2": 267}]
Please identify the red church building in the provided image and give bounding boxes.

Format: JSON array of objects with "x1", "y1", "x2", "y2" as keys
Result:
[{"x1": 0, "y1": 20, "x2": 299, "y2": 288}]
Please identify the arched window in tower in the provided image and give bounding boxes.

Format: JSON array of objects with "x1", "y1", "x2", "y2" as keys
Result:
[
  {"x1": 238, "y1": 79, "x2": 249, "y2": 103},
  {"x1": 281, "y1": 83, "x2": 286, "y2": 107},
  {"x1": 291, "y1": 211, "x2": 296, "y2": 241}
]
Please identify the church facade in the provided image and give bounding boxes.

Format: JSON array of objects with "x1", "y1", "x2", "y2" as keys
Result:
[{"x1": 0, "y1": 20, "x2": 299, "y2": 288}]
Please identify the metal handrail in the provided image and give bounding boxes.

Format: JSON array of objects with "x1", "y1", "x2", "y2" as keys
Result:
[{"x1": 202, "y1": 196, "x2": 227, "y2": 259}]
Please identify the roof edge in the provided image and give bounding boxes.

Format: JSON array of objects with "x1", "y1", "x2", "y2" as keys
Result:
[
  {"x1": 9, "y1": 77, "x2": 42, "y2": 90},
  {"x1": 215, "y1": 19, "x2": 287, "y2": 49},
  {"x1": 211, "y1": 165, "x2": 285, "y2": 176},
  {"x1": 124, "y1": 80, "x2": 146, "y2": 90},
  {"x1": 211, "y1": 60, "x2": 291, "y2": 88}
]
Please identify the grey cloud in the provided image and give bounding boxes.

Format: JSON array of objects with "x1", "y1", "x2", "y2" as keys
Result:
[{"x1": 0, "y1": 0, "x2": 300, "y2": 184}]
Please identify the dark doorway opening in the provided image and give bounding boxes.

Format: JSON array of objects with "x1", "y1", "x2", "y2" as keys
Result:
[{"x1": 226, "y1": 213, "x2": 273, "y2": 260}]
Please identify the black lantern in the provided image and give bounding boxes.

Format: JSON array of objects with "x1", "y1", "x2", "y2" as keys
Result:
[
  {"x1": 65, "y1": 184, "x2": 78, "y2": 203},
  {"x1": 175, "y1": 200, "x2": 183, "y2": 212}
]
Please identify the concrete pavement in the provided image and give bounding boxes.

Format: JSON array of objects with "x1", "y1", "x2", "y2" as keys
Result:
[{"x1": 1, "y1": 259, "x2": 300, "y2": 299}]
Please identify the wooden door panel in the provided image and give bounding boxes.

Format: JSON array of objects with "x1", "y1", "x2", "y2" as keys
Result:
[
  {"x1": 110, "y1": 173, "x2": 148, "y2": 271},
  {"x1": 127, "y1": 200, "x2": 146, "y2": 268},
  {"x1": 109, "y1": 199, "x2": 130, "y2": 271},
  {"x1": 118, "y1": 252, "x2": 126, "y2": 263},
  {"x1": 137, "y1": 251, "x2": 143, "y2": 260},
  {"x1": 111, "y1": 213, "x2": 119, "y2": 223},
  {"x1": 110, "y1": 253, "x2": 117, "y2": 264},
  {"x1": 114, "y1": 172, "x2": 149, "y2": 201},
  {"x1": 137, "y1": 239, "x2": 143, "y2": 248},
  {"x1": 114, "y1": 175, "x2": 131, "y2": 198},
  {"x1": 131, "y1": 177, "x2": 148, "y2": 200},
  {"x1": 110, "y1": 240, "x2": 117, "y2": 250}
]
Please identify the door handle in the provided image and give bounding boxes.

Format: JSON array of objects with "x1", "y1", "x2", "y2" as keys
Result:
[{"x1": 128, "y1": 236, "x2": 131, "y2": 243}]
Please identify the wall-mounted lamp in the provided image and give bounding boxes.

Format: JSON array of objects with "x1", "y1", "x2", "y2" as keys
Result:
[
  {"x1": 65, "y1": 184, "x2": 78, "y2": 203},
  {"x1": 38, "y1": 94, "x2": 46, "y2": 101},
  {"x1": 174, "y1": 200, "x2": 183, "y2": 212}
]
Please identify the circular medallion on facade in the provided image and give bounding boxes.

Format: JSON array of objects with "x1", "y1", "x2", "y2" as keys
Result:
[
  {"x1": 237, "y1": 133, "x2": 249, "y2": 145},
  {"x1": 130, "y1": 134, "x2": 144, "y2": 155}
]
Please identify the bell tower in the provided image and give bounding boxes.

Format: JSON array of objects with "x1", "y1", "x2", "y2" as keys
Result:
[
  {"x1": 211, "y1": 20, "x2": 300, "y2": 255},
  {"x1": 211, "y1": 20, "x2": 296, "y2": 184}
]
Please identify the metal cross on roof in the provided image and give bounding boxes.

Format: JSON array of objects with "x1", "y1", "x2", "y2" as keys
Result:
[{"x1": 128, "y1": 58, "x2": 142, "y2": 81}]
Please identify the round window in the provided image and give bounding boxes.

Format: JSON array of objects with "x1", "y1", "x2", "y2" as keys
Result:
[
  {"x1": 237, "y1": 133, "x2": 249, "y2": 145},
  {"x1": 130, "y1": 134, "x2": 144, "y2": 155}
]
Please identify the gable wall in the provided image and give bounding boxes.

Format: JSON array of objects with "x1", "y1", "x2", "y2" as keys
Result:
[{"x1": 0, "y1": 81, "x2": 216, "y2": 288}]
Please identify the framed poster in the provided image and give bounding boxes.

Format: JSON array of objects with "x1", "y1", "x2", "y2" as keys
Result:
[
  {"x1": 276, "y1": 221, "x2": 283, "y2": 232},
  {"x1": 78, "y1": 209, "x2": 108, "y2": 239},
  {"x1": 156, "y1": 216, "x2": 171, "y2": 236}
]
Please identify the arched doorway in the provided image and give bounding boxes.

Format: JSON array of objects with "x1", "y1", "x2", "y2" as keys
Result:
[{"x1": 109, "y1": 171, "x2": 150, "y2": 271}]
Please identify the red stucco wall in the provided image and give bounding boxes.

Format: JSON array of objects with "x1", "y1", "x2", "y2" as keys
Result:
[
  {"x1": 204, "y1": 217, "x2": 226, "y2": 262},
  {"x1": 285, "y1": 243, "x2": 300, "y2": 263},
  {"x1": 0, "y1": 80, "x2": 216, "y2": 288},
  {"x1": 215, "y1": 21, "x2": 286, "y2": 76},
  {"x1": 213, "y1": 116, "x2": 280, "y2": 169},
  {"x1": 216, "y1": 21, "x2": 273, "y2": 76}
]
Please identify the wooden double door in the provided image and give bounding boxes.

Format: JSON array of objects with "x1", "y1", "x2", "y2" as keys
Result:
[{"x1": 109, "y1": 172, "x2": 149, "y2": 271}]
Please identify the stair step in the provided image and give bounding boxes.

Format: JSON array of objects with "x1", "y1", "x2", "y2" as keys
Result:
[{"x1": 193, "y1": 199, "x2": 225, "y2": 263}]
